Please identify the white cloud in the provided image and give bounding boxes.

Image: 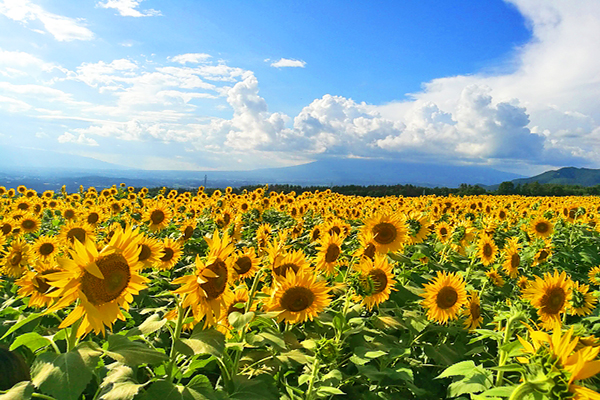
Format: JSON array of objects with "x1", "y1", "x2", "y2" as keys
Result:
[
  {"x1": 57, "y1": 132, "x2": 99, "y2": 146},
  {"x1": 96, "y1": 0, "x2": 161, "y2": 17},
  {"x1": 270, "y1": 58, "x2": 306, "y2": 68},
  {"x1": 0, "y1": 0, "x2": 94, "y2": 41},
  {"x1": 169, "y1": 53, "x2": 212, "y2": 64},
  {"x1": 0, "y1": 95, "x2": 32, "y2": 112}
]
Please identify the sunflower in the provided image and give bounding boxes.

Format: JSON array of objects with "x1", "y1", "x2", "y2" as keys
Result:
[
  {"x1": 136, "y1": 236, "x2": 164, "y2": 268},
  {"x1": 356, "y1": 254, "x2": 396, "y2": 310},
  {"x1": 231, "y1": 247, "x2": 260, "y2": 281},
  {"x1": 266, "y1": 270, "x2": 331, "y2": 324},
  {"x1": 486, "y1": 268, "x2": 505, "y2": 287},
  {"x1": 406, "y1": 212, "x2": 431, "y2": 244},
  {"x1": 0, "y1": 218, "x2": 17, "y2": 237},
  {"x1": 45, "y1": 227, "x2": 148, "y2": 337},
  {"x1": 435, "y1": 221, "x2": 452, "y2": 244},
  {"x1": 179, "y1": 219, "x2": 197, "y2": 241},
  {"x1": 255, "y1": 223, "x2": 272, "y2": 253},
  {"x1": 477, "y1": 236, "x2": 498, "y2": 266},
  {"x1": 217, "y1": 287, "x2": 256, "y2": 336},
  {"x1": 588, "y1": 266, "x2": 600, "y2": 286},
  {"x1": 32, "y1": 235, "x2": 61, "y2": 263},
  {"x1": 463, "y1": 291, "x2": 483, "y2": 331},
  {"x1": 421, "y1": 271, "x2": 468, "y2": 325},
  {"x1": 16, "y1": 263, "x2": 62, "y2": 308},
  {"x1": 533, "y1": 247, "x2": 552, "y2": 267},
  {"x1": 361, "y1": 212, "x2": 408, "y2": 254},
  {"x1": 529, "y1": 215, "x2": 554, "y2": 239},
  {"x1": 18, "y1": 213, "x2": 41, "y2": 235},
  {"x1": 156, "y1": 238, "x2": 182, "y2": 271},
  {"x1": 570, "y1": 281, "x2": 597, "y2": 316},
  {"x1": 59, "y1": 221, "x2": 96, "y2": 247},
  {"x1": 315, "y1": 233, "x2": 343, "y2": 275},
  {"x1": 61, "y1": 204, "x2": 79, "y2": 222},
  {"x1": 81, "y1": 206, "x2": 106, "y2": 227},
  {"x1": 502, "y1": 238, "x2": 521, "y2": 279},
  {"x1": 172, "y1": 232, "x2": 235, "y2": 328},
  {"x1": 144, "y1": 200, "x2": 173, "y2": 232},
  {"x1": 522, "y1": 270, "x2": 573, "y2": 330},
  {"x1": 1, "y1": 237, "x2": 31, "y2": 278},
  {"x1": 354, "y1": 230, "x2": 377, "y2": 261},
  {"x1": 309, "y1": 224, "x2": 322, "y2": 243},
  {"x1": 271, "y1": 249, "x2": 310, "y2": 280}
]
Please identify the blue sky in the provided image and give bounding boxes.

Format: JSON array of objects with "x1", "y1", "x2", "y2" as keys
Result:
[{"x1": 0, "y1": 0, "x2": 599, "y2": 174}]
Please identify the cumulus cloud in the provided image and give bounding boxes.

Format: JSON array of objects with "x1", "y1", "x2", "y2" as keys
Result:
[
  {"x1": 57, "y1": 132, "x2": 99, "y2": 146},
  {"x1": 270, "y1": 58, "x2": 306, "y2": 68},
  {"x1": 96, "y1": 0, "x2": 161, "y2": 17},
  {"x1": 0, "y1": 0, "x2": 94, "y2": 41},
  {"x1": 169, "y1": 53, "x2": 212, "y2": 64}
]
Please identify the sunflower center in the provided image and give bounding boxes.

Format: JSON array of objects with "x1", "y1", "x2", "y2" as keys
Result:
[
  {"x1": 364, "y1": 243, "x2": 376, "y2": 260},
  {"x1": 499, "y1": 211, "x2": 506, "y2": 219},
  {"x1": 183, "y1": 226, "x2": 194, "y2": 240},
  {"x1": 572, "y1": 290, "x2": 587, "y2": 309},
  {"x1": 470, "y1": 301, "x2": 481, "y2": 320},
  {"x1": 10, "y1": 252, "x2": 22, "y2": 266},
  {"x1": 200, "y1": 259, "x2": 228, "y2": 300},
  {"x1": 483, "y1": 243, "x2": 493, "y2": 258},
  {"x1": 22, "y1": 220, "x2": 36, "y2": 230},
  {"x1": 372, "y1": 222, "x2": 397, "y2": 245},
  {"x1": 541, "y1": 287, "x2": 566, "y2": 314},
  {"x1": 80, "y1": 253, "x2": 131, "y2": 305},
  {"x1": 64, "y1": 209, "x2": 75, "y2": 219},
  {"x1": 67, "y1": 227, "x2": 86, "y2": 244},
  {"x1": 150, "y1": 210, "x2": 165, "y2": 225},
  {"x1": 368, "y1": 269, "x2": 388, "y2": 294},
  {"x1": 39, "y1": 243, "x2": 55, "y2": 256},
  {"x1": 325, "y1": 244, "x2": 340, "y2": 263},
  {"x1": 439, "y1": 227, "x2": 448, "y2": 236},
  {"x1": 161, "y1": 247, "x2": 174, "y2": 262},
  {"x1": 281, "y1": 286, "x2": 314, "y2": 312},
  {"x1": 328, "y1": 226, "x2": 341, "y2": 236},
  {"x1": 535, "y1": 222, "x2": 549, "y2": 233},
  {"x1": 17, "y1": 202, "x2": 29, "y2": 211},
  {"x1": 537, "y1": 250, "x2": 549, "y2": 262},
  {"x1": 87, "y1": 213, "x2": 99, "y2": 224},
  {"x1": 138, "y1": 244, "x2": 152, "y2": 262},
  {"x1": 1, "y1": 223, "x2": 12, "y2": 235},
  {"x1": 234, "y1": 256, "x2": 252, "y2": 275},
  {"x1": 511, "y1": 253, "x2": 520, "y2": 269},
  {"x1": 311, "y1": 228, "x2": 321, "y2": 241},
  {"x1": 32, "y1": 270, "x2": 59, "y2": 294},
  {"x1": 436, "y1": 286, "x2": 458, "y2": 309},
  {"x1": 274, "y1": 262, "x2": 300, "y2": 277}
]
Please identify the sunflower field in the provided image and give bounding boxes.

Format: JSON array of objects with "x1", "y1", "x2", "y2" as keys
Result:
[{"x1": 2, "y1": 184, "x2": 600, "y2": 399}]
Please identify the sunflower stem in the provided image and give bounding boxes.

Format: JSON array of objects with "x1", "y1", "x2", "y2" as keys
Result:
[
  {"x1": 167, "y1": 300, "x2": 186, "y2": 382},
  {"x1": 495, "y1": 314, "x2": 519, "y2": 386},
  {"x1": 305, "y1": 357, "x2": 321, "y2": 400},
  {"x1": 66, "y1": 316, "x2": 83, "y2": 352}
]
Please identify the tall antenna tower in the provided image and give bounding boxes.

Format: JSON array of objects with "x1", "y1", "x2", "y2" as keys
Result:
[{"x1": 204, "y1": 174, "x2": 207, "y2": 187}]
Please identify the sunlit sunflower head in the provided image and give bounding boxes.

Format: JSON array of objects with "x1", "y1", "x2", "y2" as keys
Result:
[
  {"x1": 144, "y1": 200, "x2": 173, "y2": 232},
  {"x1": 271, "y1": 249, "x2": 310, "y2": 281},
  {"x1": 81, "y1": 206, "x2": 106, "y2": 227},
  {"x1": 255, "y1": 223, "x2": 272, "y2": 252},
  {"x1": 267, "y1": 269, "x2": 331, "y2": 324},
  {"x1": 435, "y1": 221, "x2": 452, "y2": 244},
  {"x1": 533, "y1": 247, "x2": 553, "y2": 267},
  {"x1": 529, "y1": 215, "x2": 554, "y2": 239},
  {"x1": 323, "y1": 218, "x2": 351, "y2": 240},
  {"x1": 45, "y1": 227, "x2": 148, "y2": 338},
  {"x1": 356, "y1": 254, "x2": 396, "y2": 310},
  {"x1": 0, "y1": 217, "x2": 17, "y2": 237},
  {"x1": 362, "y1": 212, "x2": 408, "y2": 254},
  {"x1": 60, "y1": 204, "x2": 79, "y2": 222},
  {"x1": 1, "y1": 237, "x2": 31, "y2": 278},
  {"x1": 421, "y1": 271, "x2": 468, "y2": 325},
  {"x1": 136, "y1": 235, "x2": 164, "y2": 268},
  {"x1": 315, "y1": 233, "x2": 343, "y2": 275},
  {"x1": 406, "y1": 212, "x2": 431, "y2": 244},
  {"x1": 522, "y1": 270, "x2": 573, "y2": 330},
  {"x1": 156, "y1": 238, "x2": 183, "y2": 271},
  {"x1": 502, "y1": 237, "x2": 521, "y2": 279},
  {"x1": 32, "y1": 235, "x2": 61, "y2": 263},
  {"x1": 217, "y1": 287, "x2": 256, "y2": 336},
  {"x1": 588, "y1": 266, "x2": 600, "y2": 286},
  {"x1": 463, "y1": 291, "x2": 483, "y2": 331},
  {"x1": 354, "y1": 230, "x2": 377, "y2": 261},
  {"x1": 18, "y1": 213, "x2": 41, "y2": 235},
  {"x1": 59, "y1": 221, "x2": 96, "y2": 247},
  {"x1": 179, "y1": 219, "x2": 197, "y2": 241},
  {"x1": 231, "y1": 247, "x2": 260, "y2": 281},
  {"x1": 486, "y1": 267, "x2": 505, "y2": 287},
  {"x1": 477, "y1": 236, "x2": 498, "y2": 266},
  {"x1": 16, "y1": 263, "x2": 62, "y2": 308},
  {"x1": 570, "y1": 281, "x2": 597, "y2": 316}
]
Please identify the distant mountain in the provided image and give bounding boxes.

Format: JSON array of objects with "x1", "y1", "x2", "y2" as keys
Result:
[
  {"x1": 512, "y1": 167, "x2": 600, "y2": 187},
  {"x1": 0, "y1": 154, "x2": 524, "y2": 192}
]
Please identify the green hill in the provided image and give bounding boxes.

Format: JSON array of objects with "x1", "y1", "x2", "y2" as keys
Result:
[{"x1": 512, "y1": 167, "x2": 600, "y2": 187}]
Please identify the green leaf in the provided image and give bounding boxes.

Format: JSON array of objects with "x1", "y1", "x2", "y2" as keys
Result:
[
  {"x1": 229, "y1": 374, "x2": 279, "y2": 400},
  {"x1": 126, "y1": 314, "x2": 167, "y2": 337},
  {"x1": 0, "y1": 381, "x2": 34, "y2": 400},
  {"x1": 31, "y1": 345, "x2": 101, "y2": 400},
  {"x1": 144, "y1": 380, "x2": 210, "y2": 400},
  {"x1": 364, "y1": 350, "x2": 387, "y2": 359},
  {"x1": 490, "y1": 364, "x2": 526, "y2": 373},
  {"x1": 104, "y1": 335, "x2": 168, "y2": 366},
  {"x1": 316, "y1": 386, "x2": 345, "y2": 396},
  {"x1": 448, "y1": 371, "x2": 493, "y2": 398},
  {"x1": 9, "y1": 332, "x2": 52, "y2": 353},
  {"x1": 98, "y1": 363, "x2": 145, "y2": 400},
  {"x1": 228, "y1": 312, "x2": 255, "y2": 330},
  {"x1": 479, "y1": 386, "x2": 518, "y2": 397},
  {"x1": 437, "y1": 361, "x2": 477, "y2": 379},
  {"x1": 0, "y1": 313, "x2": 43, "y2": 340},
  {"x1": 177, "y1": 328, "x2": 225, "y2": 357},
  {"x1": 255, "y1": 332, "x2": 286, "y2": 350}
]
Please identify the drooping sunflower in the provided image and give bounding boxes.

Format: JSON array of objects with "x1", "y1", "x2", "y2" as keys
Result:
[
  {"x1": 421, "y1": 271, "x2": 468, "y2": 325},
  {"x1": 179, "y1": 219, "x2": 197, "y2": 241},
  {"x1": 45, "y1": 227, "x2": 148, "y2": 337},
  {"x1": 32, "y1": 235, "x2": 61, "y2": 263},
  {"x1": 315, "y1": 233, "x2": 343, "y2": 275},
  {"x1": 529, "y1": 215, "x2": 554, "y2": 239},
  {"x1": 144, "y1": 200, "x2": 173, "y2": 232},
  {"x1": 588, "y1": 266, "x2": 600, "y2": 286},
  {"x1": 255, "y1": 223, "x2": 272, "y2": 253},
  {"x1": 156, "y1": 238, "x2": 182, "y2": 271},
  {"x1": 406, "y1": 212, "x2": 431, "y2": 245},
  {"x1": 266, "y1": 270, "x2": 331, "y2": 324},
  {"x1": 172, "y1": 231, "x2": 235, "y2": 328},
  {"x1": 59, "y1": 221, "x2": 96, "y2": 247},
  {"x1": 16, "y1": 262, "x2": 62, "y2": 308},
  {"x1": 532, "y1": 246, "x2": 552, "y2": 267},
  {"x1": 1, "y1": 237, "x2": 32, "y2": 278},
  {"x1": 231, "y1": 247, "x2": 260, "y2": 281},
  {"x1": 486, "y1": 267, "x2": 505, "y2": 287},
  {"x1": 356, "y1": 254, "x2": 396, "y2": 310},
  {"x1": 463, "y1": 291, "x2": 483, "y2": 331},
  {"x1": 477, "y1": 236, "x2": 498, "y2": 266},
  {"x1": 522, "y1": 270, "x2": 573, "y2": 330},
  {"x1": 271, "y1": 249, "x2": 310, "y2": 280},
  {"x1": 502, "y1": 238, "x2": 521, "y2": 279},
  {"x1": 353, "y1": 230, "x2": 377, "y2": 261},
  {"x1": 570, "y1": 281, "x2": 597, "y2": 316},
  {"x1": 361, "y1": 213, "x2": 408, "y2": 254}
]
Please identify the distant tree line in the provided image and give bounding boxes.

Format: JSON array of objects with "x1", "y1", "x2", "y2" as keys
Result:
[{"x1": 141, "y1": 181, "x2": 600, "y2": 198}]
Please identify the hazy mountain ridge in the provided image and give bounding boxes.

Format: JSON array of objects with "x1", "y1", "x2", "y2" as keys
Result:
[{"x1": 511, "y1": 167, "x2": 600, "y2": 187}]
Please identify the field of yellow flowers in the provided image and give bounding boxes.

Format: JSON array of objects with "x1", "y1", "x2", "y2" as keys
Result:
[{"x1": 2, "y1": 184, "x2": 600, "y2": 399}]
